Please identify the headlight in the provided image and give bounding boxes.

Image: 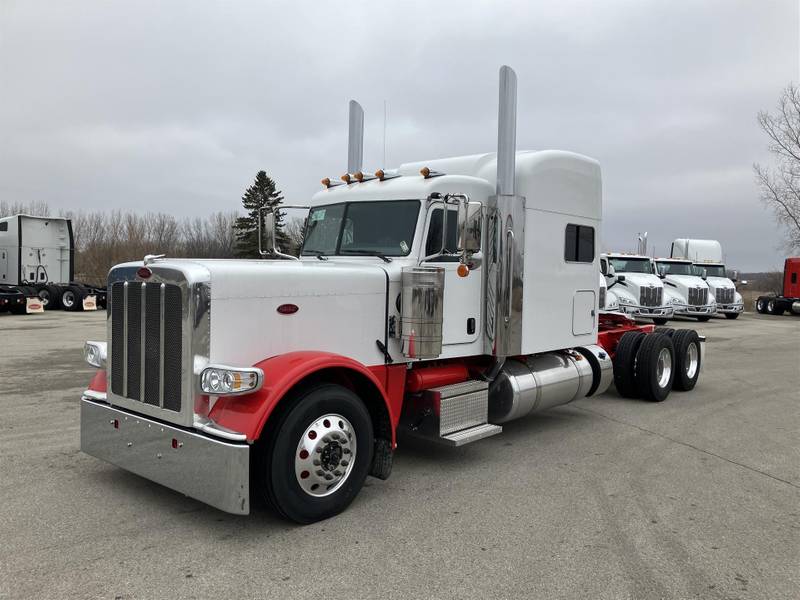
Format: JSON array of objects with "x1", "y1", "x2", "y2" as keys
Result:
[
  {"x1": 83, "y1": 341, "x2": 107, "y2": 368},
  {"x1": 670, "y1": 297, "x2": 680, "y2": 304},
  {"x1": 618, "y1": 296, "x2": 633, "y2": 305},
  {"x1": 200, "y1": 365, "x2": 263, "y2": 396}
]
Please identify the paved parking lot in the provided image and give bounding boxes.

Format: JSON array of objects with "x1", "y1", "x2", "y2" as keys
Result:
[{"x1": 1, "y1": 310, "x2": 798, "y2": 599}]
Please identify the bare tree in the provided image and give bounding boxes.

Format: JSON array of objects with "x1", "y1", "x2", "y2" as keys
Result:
[{"x1": 755, "y1": 83, "x2": 800, "y2": 252}]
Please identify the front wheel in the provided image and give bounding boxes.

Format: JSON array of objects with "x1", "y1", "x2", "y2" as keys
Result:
[
  {"x1": 258, "y1": 383, "x2": 374, "y2": 524},
  {"x1": 696, "y1": 316, "x2": 711, "y2": 322},
  {"x1": 652, "y1": 318, "x2": 669, "y2": 326},
  {"x1": 724, "y1": 312, "x2": 739, "y2": 320}
]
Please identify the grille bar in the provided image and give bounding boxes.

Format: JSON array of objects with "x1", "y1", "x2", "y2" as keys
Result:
[
  {"x1": 688, "y1": 287, "x2": 708, "y2": 306},
  {"x1": 640, "y1": 286, "x2": 662, "y2": 307},
  {"x1": 110, "y1": 281, "x2": 183, "y2": 413}
]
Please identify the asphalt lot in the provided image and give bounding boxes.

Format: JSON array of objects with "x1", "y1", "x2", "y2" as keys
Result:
[{"x1": 1, "y1": 309, "x2": 798, "y2": 599}]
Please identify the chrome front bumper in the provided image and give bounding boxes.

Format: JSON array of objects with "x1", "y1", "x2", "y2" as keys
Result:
[
  {"x1": 716, "y1": 303, "x2": 744, "y2": 314},
  {"x1": 672, "y1": 304, "x2": 716, "y2": 316},
  {"x1": 80, "y1": 398, "x2": 250, "y2": 515},
  {"x1": 619, "y1": 305, "x2": 673, "y2": 318}
]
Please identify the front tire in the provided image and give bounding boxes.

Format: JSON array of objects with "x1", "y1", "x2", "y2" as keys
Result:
[
  {"x1": 258, "y1": 383, "x2": 374, "y2": 524},
  {"x1": 724, "y1": 312, "x2": 739, "y2": 320},
  {"x1": 696, "y1": 316, "x2": 711, "y2": 322},
  {"x1": 635, "y1": 333, "x2": 675, "y2": 402},
  {"x1": 652, "y1": 318, "x2": 669, "y2": 326}
]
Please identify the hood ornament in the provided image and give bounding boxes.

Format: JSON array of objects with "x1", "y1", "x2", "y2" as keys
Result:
[{"x1": 144, "y1": 254, "x2": 165, "y2": 266}]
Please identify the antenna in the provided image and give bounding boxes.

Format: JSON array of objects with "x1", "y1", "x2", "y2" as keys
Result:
[
  {"x1": 382, "y1": 100, "x2": 387, "y2": 169},
  {"x1": 347, "y1": 100, "x2": 364, "y2": 174}
]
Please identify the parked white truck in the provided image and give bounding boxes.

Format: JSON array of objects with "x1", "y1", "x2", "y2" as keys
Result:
[
  {"x1": 79, "y1": 67, "x2": 706, "y2": 523},
  {"x1": 599, "y1": 255, "x2": 620, "y2": 313},
  {"x1": 654, "y1": 258, "x2": 716, "y2": 321},
  {"x1": 0, "y1": 214, "x2": 106, "y2": 312},
  {"x1": 604, "y1": 253, "x2": 674, "y2": 325},
  {"x1": 671, "y1": 239, "x2": 743, "y2": 319}
]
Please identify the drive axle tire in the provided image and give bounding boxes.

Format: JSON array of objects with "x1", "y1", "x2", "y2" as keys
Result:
[
  {"x1": 257, "y1": 383, "x2": 373, "y2": 524},
  {"x1": 724, "y1": 312, "x2": 739, "y2": 320},
  {"x1": 653, "y1": 327, "x2": 675, "y2": 336},
  {"x1": 755, "y1": 297, "x2": 768, "y2": 314},
  {"x1": 61, "y1": 285, "x2": 85, "y2": 311},
  {"x1": 767, "y1": 299, "x2": 784, "y2": 315},
  {"x1": 672, "y1": 329, "x2": 702, "y2": 391},
  {"x1": 613, "y1": 331, "x2": 646, "y2": 398},
  {"x1": 635, "y1": 333, "x2": 675, "y2": 402}
]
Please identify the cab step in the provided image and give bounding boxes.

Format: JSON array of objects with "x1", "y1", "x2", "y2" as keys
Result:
[{"x1": 398, "y1": 379, "x2": 503, "y2": 446}]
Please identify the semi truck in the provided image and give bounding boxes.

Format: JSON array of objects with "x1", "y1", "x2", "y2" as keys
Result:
[
  {"x1": 670, "y1": 238, "x2": 743, "y2": 319},
  {"x1": 604, "y1": 253, "x2": 674, "y2": 325},
  {"x1": 654, "y1": 257, "x2": 716, "y2": 321},
  {"x1": 79, "y1": 67, "x2": 706, "y2": 523},
  {"x1": 0, "y1": 214, "x2": 106, "y2": 312},
  {"x1": 599, "y1": 255, "x2": 620, "y2": 313},
  {"x1": 755, "y1": 257, "x2": 800, "y2": 315}
]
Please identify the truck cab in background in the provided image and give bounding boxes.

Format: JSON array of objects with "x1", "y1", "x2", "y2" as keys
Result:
[
  {"x1": 599, "y1": 254, "x2": 620, "y2": 313},
  {"x1": 755, "y1": 257, "x2": 800, "y2": 315},
  {"x1": 671, "y1": 238, "x2": 743, "y2": 319},
  {"x1": 654, "y1": 258, "x2": 716, "y2": 321},
  {"x1": 605, "y1": 253, "x2": 673, "y2": 325}
]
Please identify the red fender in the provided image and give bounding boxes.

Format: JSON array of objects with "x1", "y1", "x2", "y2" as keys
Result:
[{"x1": 207, "y1": 351, "x2": 406, "y2": 443}]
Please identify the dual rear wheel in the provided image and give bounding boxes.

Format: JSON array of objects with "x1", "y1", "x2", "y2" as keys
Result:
[{"x1": 614, "y1": 329, "x2": 701, "y2": 402}]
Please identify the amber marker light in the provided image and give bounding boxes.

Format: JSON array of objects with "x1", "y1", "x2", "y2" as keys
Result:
[
  {"x1": 321, "y1": 177, "x2": 331, "y2": 188},
  {"x1": 375, "y1": 169, "x2": 385, "y2": 181},
  {"x1": 354, "y1": 171, "x2": 364, "y2": 182},
  {"x1": 457, "y1": 264, "x2": 470, "y2": 278},
  {"x1": 341, "y1": 173, "x2": 351, "y2": 184},
  {"x1": 420, "y1": 167, "x2": 431, "y2": 178}
]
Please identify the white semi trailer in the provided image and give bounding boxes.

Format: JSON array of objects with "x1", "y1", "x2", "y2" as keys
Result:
[
  {"x1": 0, "y1": 214, "x2": 106, "y2": 312},
  {"x1": 671, "y1": 239, "x2": 743, "y2": 319},
  {"x1": 79, "y1": 67, "x2": 706, "y2": 523}
]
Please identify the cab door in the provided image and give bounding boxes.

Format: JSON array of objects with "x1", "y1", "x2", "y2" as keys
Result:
[{"x1": 423, "y1": 206, "x2": 481, "y2": 346}]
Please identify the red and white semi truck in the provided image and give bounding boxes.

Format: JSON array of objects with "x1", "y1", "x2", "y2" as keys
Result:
[
  {"x1": 755, "y1": 258, "x2": 800, "y2": 315},
  {"x1": 80, "y1": 67, "x2": 706, "y2": 523}
]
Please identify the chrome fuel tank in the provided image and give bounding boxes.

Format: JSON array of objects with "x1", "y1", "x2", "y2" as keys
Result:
[{"x1": 488, "y1": 349, "x2": 597, "y2": 424}]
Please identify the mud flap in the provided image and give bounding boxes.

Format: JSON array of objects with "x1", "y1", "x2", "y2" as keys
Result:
[
  {"x1": 26, "y1": 298, "x2": 44, "y2": 313},
  {"x1": 83, "y1": 294, "x2": 97, "y2": 311}
]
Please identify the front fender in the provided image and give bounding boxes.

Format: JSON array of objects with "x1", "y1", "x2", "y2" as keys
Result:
[{"x1": 207, "y1": 352, "x2": 401, "y2": 443}]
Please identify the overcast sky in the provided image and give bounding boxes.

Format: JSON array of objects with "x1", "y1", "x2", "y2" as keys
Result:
[{"x1": 1, "y1": 0, "x2": 798, "y2": 270}]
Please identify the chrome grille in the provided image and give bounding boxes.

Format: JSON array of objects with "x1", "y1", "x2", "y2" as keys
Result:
[
  {"x1": 688, "y1": 287, "x2": 708, "y2": 306},
  {"x1": 599, "y1": 287, "x2": 606, "y2": 310},
  {"x1": 639, "y1": 286, "x2": 663, "y2": 307},
  {"x1": 715, "y1": 287, "x2": 734, "y2": 304},
  {"x1": 110, "y1": 281, "x2": 183, "y2": 411}
]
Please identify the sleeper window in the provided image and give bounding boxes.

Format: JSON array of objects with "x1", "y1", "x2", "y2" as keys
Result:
[{"x1": 565, "y1": 224, "x2": 595, "y2": 263}]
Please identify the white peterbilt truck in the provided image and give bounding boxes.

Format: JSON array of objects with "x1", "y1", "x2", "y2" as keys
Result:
[
  {"x1": 603, "y1": 253, "x2": 674, "y2": 325},
  {"x1": 654, "y1": 258, "x2": 716, "y2": 321},
  {"x1": 80, "y1": 67, "x2": 706, "y2": 523},
  {"x1": 671, "y1": 239, "x2": 743, "y2": 319}
]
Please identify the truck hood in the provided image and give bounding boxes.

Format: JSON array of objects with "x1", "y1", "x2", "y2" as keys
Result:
[
  {"x1": 663, "y1": 275, "x2": 709, "y2": 296},
  {"x1": 705, "y1": 276, "x2": 735, "y2": 290},
  {"x1": 113, "y1": 258, "x2": 391, "y2": 368}
]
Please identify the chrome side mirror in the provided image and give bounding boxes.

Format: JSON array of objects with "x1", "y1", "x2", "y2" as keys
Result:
[
  {"x1": 701, "y1": 268, "x2": 707, "y2": 281},
  {"x1": 258, "y1": 208, "x2": 277, "y2": 256},
  {"x1": 457, "y1": 200, "x2": 482, "y2": 254},
  {"x1": 730, "y1": 269, "x2": 739, "y2": 282}
]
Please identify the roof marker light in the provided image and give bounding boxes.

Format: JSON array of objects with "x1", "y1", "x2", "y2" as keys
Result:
[
  {"x1": 321, "y1": 177, "x2": 331, "y2": 188},
  {"x1": 420, "y1": 167, "x2": 431, "y2": 178},
  {"x1": 375, "y1": 169, "x2": 385, "y2": 181},
  {"x1": 341, "y1": 173, "x2": 352, "y2": 184},
  {"x1": 354, "y1": 171, "x2": 364, "y2": 182}
]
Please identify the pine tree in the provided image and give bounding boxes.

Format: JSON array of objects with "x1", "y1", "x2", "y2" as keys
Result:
[{"x1": 233, "y1": 171, "x2": 290, "y2": 258}]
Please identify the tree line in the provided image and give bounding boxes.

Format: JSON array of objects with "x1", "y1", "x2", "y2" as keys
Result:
[{"x1": 0, "y1": 171, "x2": 304, "y2": 286}]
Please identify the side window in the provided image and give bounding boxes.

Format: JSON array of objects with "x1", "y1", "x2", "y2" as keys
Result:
[
  {"x1": 0, "y1": 222, "x2": 7, "y2": 232},
  {"x1": 565, "y1": 224, "x2": 595, "y2": 263},
  {"x1": 425, "y1": 208, "x2": 458, "y2": 258},
  {"x1": 792, "y1": 272, "x2": 798, "y2": 284}
]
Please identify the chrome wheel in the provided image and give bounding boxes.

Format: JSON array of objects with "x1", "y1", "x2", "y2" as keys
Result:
[
  {"x1": 656, "y1": 347, "x2": 672, "y2": 389},
  {"x1": 684, "y1": 342, "x2": 699, "y2": 379},
  {"x1": 295, "y1": 414, "x2": 357, "y2": 497},
  {"x1": 62, "y1": 290, "x2": 75, "y2": 308}
]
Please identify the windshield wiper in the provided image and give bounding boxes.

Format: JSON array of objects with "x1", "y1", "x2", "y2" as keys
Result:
[
  {"x1": 340, "y1": 249, "x2": 392, "y2": 263},
  {"x1": 302, "y1": 250, "x2": 329, "y2": 261}
]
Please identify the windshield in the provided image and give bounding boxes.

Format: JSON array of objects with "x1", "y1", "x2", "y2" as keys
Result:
[
  {"x1": 609, "y1": 257, "x2": 653, "y2": 274},
  {"x1": 302, "y1": 200, "x2": 420, "y2": 257},
  {"x1": 657, "y1": 261, "x2": 694, "y2": 276},
  {"x1": 696, "y1": 264, "x2": 726, "y2": 278}
]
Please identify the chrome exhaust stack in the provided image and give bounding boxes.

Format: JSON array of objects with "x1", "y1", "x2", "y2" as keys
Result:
[
  {"x1": 484, "y1": 65, "x2": 526, "y2": 357},
  {"x1": 347, "y1": 100, "x2": 365, "y2": 175}
]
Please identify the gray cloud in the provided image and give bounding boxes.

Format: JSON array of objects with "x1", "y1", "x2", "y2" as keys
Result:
[{"x1": 1, "y1": 0, "x2": 797, "y2": 270}]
